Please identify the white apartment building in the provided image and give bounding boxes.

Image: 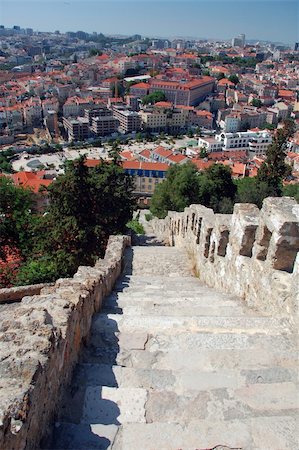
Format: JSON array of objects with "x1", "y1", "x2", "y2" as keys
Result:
[
  {"x1": 216, "y1": 131, "x2": 272, "y2": 156},
  {"x1": 198, "y1": 136, "x2": 223, "y2": 152}
]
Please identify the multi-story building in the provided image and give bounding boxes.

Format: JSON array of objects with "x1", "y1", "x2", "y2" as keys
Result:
[
  {"x1": 149, "y1": 77, "x2": 215, "y2": 106},
  {"x1": 112, "y1": 105, "x2": 141, "y2": 133},
  {"x1": 216, "y1": 131, "x2": 272, "y2": 156},
  {"x1": 232, "y1": 33, "x2": 245, "y2": 48},
  {"x1": 122, "y1": 161, "x2": 169, "y2": 195},
  {"x1": 130, "y1": 82, "x2": 149, "y2": 98},
  {"x1": 63, "y1": 116, "x2": 89, "y2": 141},
  {"x1": 140, "y1": 104, "x2": 189, "y2": 132},
  {"x1": 84, "y1": 107, "x2": 112, "y2": 125},
  {"x1": 198, "y1": 136, "x2": 224, "y2": 153},
  {"x1": 90, "y1": 116, "x2": 119, "y2": 136}
]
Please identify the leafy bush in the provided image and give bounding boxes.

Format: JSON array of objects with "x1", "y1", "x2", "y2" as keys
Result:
[
  {"x1": 126, "y1": 219, "x2": 145, "y2": 234},
  {"x1": 145, "y1": 212, "x2": 153, "y2": 221}
]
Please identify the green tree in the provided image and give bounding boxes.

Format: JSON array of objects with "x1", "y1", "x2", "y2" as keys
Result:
[
  {"x1": 199, "y1": 147, "x2": 208, "y2": 159},
  {"x1": 198, "y1": 164, "x2": 237, "y2": 213},
  {"x1": 251, "y1": 98, "x2": 262, "y2": 108},
  {"x1": 235, "y1": 177, "x2": 274, "y2": 208},
  {"x1": 22, "y1": 157, "x2": 135, "y2": 283},
  {"x1": 257, "y1": 125, "x2": 294, "y2": 196},
  {"x1": 216, "y1": 72, "x2": 225, "y2": 80},
  {"x1": 150, "y1": 162, "x2": 237, "y2": 217},
  {"x1": 228, "y1": 74, "x2": 239, "y2": 85},
  {"x1": 150, "y1": 162, "x2": 201, "y2": 218},
  {"x1": 283, "y1": 183, "x2": 299, "y2": 202},
  {"x1": 142, "y1": 91, "x2": 167, "y2": 105},
  {"x1": 0, "y1": 177, "x2": 36, "y2": 261}
]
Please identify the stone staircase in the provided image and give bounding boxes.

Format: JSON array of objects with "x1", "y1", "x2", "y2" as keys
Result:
[{"x1": 52, "y1": 239, "x2": 298, "y2": 450}]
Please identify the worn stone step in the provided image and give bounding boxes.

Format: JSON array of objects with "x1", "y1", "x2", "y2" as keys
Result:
[
  {"x1": 81, "y1": 332, "x2": 297, "y2": 371},
  {"x1": 115, "y1": 274, "x2": 200, "y2": 284},
  {"x1": 104, "y1": 291, "x2": 247, "y2": 307},
  {"x1": 81, "y1": 386, "x2": 147, "y2": 425},
  {"x1": 91, "y1": 313, "x2": 289, "y2": 335},
  {"x1": 144, "y1": 382, "x2": 298, "y2": 423},
  {"x1": 52, "y1": 422, "x2": 118, "y2": 449},
  {"x1": 112, "y1": 417, "x2": 299, "y2": 450},
  {"x1": 102, "y1": 303, "x2": 252, "y2": 317},
  {"x1": 74, "y1": 363, "x2": 298, "y2": 391},
  {"x1": 69, "y1": 382, "x2": 298, "y2": 427}
]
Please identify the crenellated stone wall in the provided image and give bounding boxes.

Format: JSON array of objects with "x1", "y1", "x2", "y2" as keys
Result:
[
  {"x1": 151, "y1": 197, "x2": 299, "y2": 327},
  {"x1": 0, "y1": 235, "x2": 130, "y2": 450}
]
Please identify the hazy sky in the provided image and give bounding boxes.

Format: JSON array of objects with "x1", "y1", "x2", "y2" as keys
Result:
[{"x1": 1, "y1": 0, "x2": 298, "y2": 44}]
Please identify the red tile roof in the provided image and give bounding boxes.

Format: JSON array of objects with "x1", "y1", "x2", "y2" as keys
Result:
[
  {"x1": 122, "y1": 161, "x2": 169, "y2": 171},
  {"x1": 11, "y1": 171, "x2": 52, "y2": 193}
]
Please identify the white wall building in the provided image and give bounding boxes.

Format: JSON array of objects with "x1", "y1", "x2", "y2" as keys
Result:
[{"x1": 216, "y1": 130, "x2": 272, "y2": 156}]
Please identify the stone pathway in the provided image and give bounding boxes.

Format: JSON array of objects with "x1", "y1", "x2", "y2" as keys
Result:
[{"x1": 52, "y1": 238, "x2": 298, "y2": 450}]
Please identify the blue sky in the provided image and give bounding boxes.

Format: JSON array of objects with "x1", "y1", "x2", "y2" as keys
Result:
[{"x1": 1, "y1": 1, "x2": 298, "y2": 44}]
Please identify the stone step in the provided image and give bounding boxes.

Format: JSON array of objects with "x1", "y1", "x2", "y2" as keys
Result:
[
  {"x1": 74, "y1": 363, "x2": 298, "y2": 391},
  {"x1": 53, "y1": 416, "x2": 298, "y2": 450},
  {"x1": 52, "y1": 422, "x2": 118, "y2": 450},
  {"x1": 81, "y1": 332, "x2": 297, "y2": 370},
  {"x1": 112, "y1": 417, "x2": 298, "y2": 450},
  {"x1": 91, "y1": 313, "x2": 289, "y2": 335},
  {"x1": 65, "y1": 382, "x2": 298, "y2": 426},
  {"x1": 102, "y1": 303, "x2": 251, "y2": 317},
  {"x1": 104, "y1": 291, "x2": 247, "y2": 307}
]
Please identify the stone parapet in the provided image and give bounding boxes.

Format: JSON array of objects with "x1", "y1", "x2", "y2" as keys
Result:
[
  {"x1": 151, "y1": 197, "x2": 299, "y2": 326},
  {"x1": 0, "y1": 283, "x2": 55, "y2": 304},
  {"x1": 0, "y1": 235, "x2": 130, "y2": 450}
]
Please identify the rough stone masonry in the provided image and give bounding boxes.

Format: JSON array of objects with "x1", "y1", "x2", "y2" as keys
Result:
[{"x1": 0, "y1": 197, "x2": 298, "y2": 449}]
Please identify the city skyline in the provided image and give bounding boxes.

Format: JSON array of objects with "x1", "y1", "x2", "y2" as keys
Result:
[{"x1": 1, "y1": 1, "x2": 298, "y2": 45}]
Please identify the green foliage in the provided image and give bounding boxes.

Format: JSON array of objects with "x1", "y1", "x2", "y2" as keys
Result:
[
  {"x1": 33, "y1": 156, "x2": 135, "y2": 278},
  {"x1": 198, "y1": 164, "x2": 237, "y2": 213},
  {"x1": 89, "y1": 49, "x2": 102, "y2": 56},
  {"x1": 261, "y1": 122, "x2": 276, "y2": 131},
  {"x1": 15, "y1": 256, "x2": 61, "y2": 285},
  {"x1": 216, "y1": 72, "x2": 225, "y2": 80},
  {"x1": 283, "y1": 184, "x2": 299, "y2": 202},
  {"x1": 0, "y1": 176, "x2": 36, "y2": 261},
  {"x1": 199, "y1": 147, "x2": 208, "y2": 159},
  {"x1": 257, "y1": 124, "x2": 295, "y2": 196},
  {"x1": 251, "y1": 98, "x2": 262, "y2": 108},
  {"x1": 228, "y1": 74, "x2": 239, "y2": 85},
  {"x1": 142, "y1": 91, "x2": 167, "y2": 105},
  {"x1": 235, "y1": 177, "x2": 275, "y2": 208},
  {"x1": 0, "y1": 149, "x2": 14, "y2": 173},
  {"x1": 150, "y1": 162, "x2": 202, "y2": 218},
  {"x1": 126, "y1": 218, "x2": 145, "y2": 235},
  {"x1": 150, "y1": 162, "x2": 237, "y2": 218},
  {"x1": 145, "y1": 212, "x2": 153, "y2": 221},
  {"x1": 1, "y1": 156, "x2": 135, "y2": 286}
]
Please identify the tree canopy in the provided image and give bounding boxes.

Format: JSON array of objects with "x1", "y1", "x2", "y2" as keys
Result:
[
  {"x1": 142, "y1": 90, "x2": 167, "y2": 105},
  {"x1": 0, "y1": 176, "x2": 36, "y2": 261},
  {"x1": 1, "y1": 157, "x2": 135, "y2": 287},
  {"x1": 257, "y1": 120, "x2": 295, "y2": 196},
  {"x1": 150, "y1": 162, "x2": 236, "y2": 218}
]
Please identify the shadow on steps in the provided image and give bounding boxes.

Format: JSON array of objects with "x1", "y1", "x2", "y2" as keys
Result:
[{"x1": 41, "y1": 247, "x2": 138, "y2": 449}]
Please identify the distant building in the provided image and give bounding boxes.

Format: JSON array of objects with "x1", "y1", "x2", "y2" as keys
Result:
[
  {"x1": 122, "y1": 161, "x2": 169, "y2": 195},
  {"x1": 63, "y1": 117, "x2": 89, "y2": 141},
  {"x1": 90, "y1": 116, "x2": 119, "y2": 136},
  {"x1": 294, "y1": 43, "x2": 299, "y2": 51},
  {"x1": 216, "y1": 130, "x2": 272, "y2": 156},
  {"x1": 149, "y1": 77, "x2": 215, "y2": 107},
  {"x1": 112, "y1": 105, "x2": 141, "y2": 133},
  {"x1": 232, "y1": 34, "x2": 245, "y2": 48}
]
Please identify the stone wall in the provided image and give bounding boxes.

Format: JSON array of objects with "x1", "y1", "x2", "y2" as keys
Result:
[
  {"x1": 0, "y1": 283, "x2": 54, "y2": 304},
  {"x1": 151, "y1": 197, "x2": 299, "y2": 327},
  {"x1": 0, "y1": 235, "x2": 130, "y2": 450}
]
